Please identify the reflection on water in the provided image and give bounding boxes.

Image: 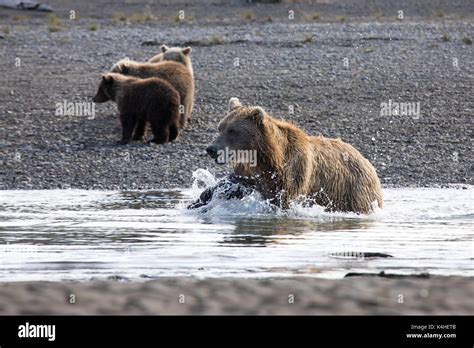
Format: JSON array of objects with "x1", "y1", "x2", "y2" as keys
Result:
[
  {"x1": 0, "y1": 186, "x2": 472, "y2": 281},
  {"x1": 218, "y1": 218, "x2": 373, "y2": 247}
]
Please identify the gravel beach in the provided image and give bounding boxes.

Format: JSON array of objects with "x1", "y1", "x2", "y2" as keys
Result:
[{"x1": 0, "y1": 0, "x2": 473, "y2": 190}]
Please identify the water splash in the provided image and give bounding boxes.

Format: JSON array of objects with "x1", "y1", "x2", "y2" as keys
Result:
[{"x1": 185, "y1": 169, "x2": 379, "y2": 221}]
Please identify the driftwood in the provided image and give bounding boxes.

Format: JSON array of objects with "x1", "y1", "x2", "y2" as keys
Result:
[{"x1": 0, "y1": 0, "x2": 53, "y2": 12}]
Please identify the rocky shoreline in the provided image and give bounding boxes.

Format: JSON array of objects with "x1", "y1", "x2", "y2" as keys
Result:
[{"x1": 0, "y1": 0, "x2": 473, "y2": 190}]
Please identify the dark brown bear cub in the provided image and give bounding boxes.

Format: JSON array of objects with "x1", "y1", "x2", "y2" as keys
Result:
[
  {"x1": 93, "y1": 73, "x2": 180, "y2": 145},
  {"x1": 110, "y1": 46, "x2": 194, "y2": 129}
]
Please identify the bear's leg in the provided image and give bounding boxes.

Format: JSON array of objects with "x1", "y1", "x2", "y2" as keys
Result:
[
  {"x1": 177, "y1": 108, "x2": 187, "y2": 129},
  {"x1": 185, "y1": 97, "x2": 194, "y2": 125},
  {"x1": 133, "y1": 119, "x2": 147, "y2": 141},
  {"x1": 313, "y1": 190, "x2": 338, "y2": 212},
  {"x1": 149, "y1": 121, "x2": 169, "y2": 144},
  {"x1": 118, "y1": 113, "x2": 136, "y2": 145},
  {"x1": 168, "y1": 124, "x2": 179, "y2": 142},
  {"x1": 179, "y1": 114, "x2": 188, "y2": 129},
  {"x1": 178, "y1": 99, "x2": 190, "y2": 128}
]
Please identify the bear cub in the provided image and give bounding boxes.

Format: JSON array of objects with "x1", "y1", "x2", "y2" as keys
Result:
[
  {"x1": 110, "y1": 46, "x2": 194, "y2": 128},
  {"x1": 149, "y1": 45, "x2": 194, "y2": 78},
  {"x1": 93, "y1": 73, "x2": 180, "y2": 145}
]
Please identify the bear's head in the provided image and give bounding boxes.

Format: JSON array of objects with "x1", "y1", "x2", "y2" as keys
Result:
[
  {"x1": 110, "y1": 59, "x2": 131, "y2": 75},
  {"x1": 92, "y1": 73, "x2": 124, "y2": 103},
  {"x1": 149, "y1": 45, "x2": 193, "y2": 72},
  {"x1": 206, "y1": 98, "x2": 271, "y2": 171}
]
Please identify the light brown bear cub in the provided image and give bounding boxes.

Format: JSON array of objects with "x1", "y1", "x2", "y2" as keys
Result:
[
  {"x1": 191, "y1": 98, "x2": 382, "y2": 214},
  {"x1": 110, "y1": 46, "x2": 194, "y2": 128},
  {"x1": 93, "y1": 73, "x2": 180, "y2": 145},
  {"x1": 149, "y1": 45, "x2": 194, "y2": 78}
]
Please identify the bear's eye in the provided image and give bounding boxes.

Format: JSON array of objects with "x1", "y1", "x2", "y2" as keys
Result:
[{"x1": 227, "y1": 128, "x2": 237, "y2": 135}]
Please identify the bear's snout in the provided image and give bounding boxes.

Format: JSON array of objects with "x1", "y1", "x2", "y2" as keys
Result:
[
  {"x1": 92, "y1": 91, "x2": 109, "y2": 103},
  {"x1": 206, "y1": 145, "x2": 219, "y2": 159}
]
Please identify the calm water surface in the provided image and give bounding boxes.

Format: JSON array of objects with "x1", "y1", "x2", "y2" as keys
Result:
[{"x1": 0, "y1": 175, "x2": 472, "y2": 281}]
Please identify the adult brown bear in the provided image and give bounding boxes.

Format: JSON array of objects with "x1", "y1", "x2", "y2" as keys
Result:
[{"x1": 189, "y1": 98, "x2": 382, "y2": 214}]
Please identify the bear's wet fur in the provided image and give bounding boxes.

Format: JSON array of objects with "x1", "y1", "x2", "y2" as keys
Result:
[{"x1": 195, "y1": 98, "x2": 382, "y2": 214}]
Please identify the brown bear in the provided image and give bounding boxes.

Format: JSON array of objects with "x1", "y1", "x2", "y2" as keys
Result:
[
  {"x1": 190, "y1": 98, "x2": 382, "y2": 214},
  {"x1": 110, "y1": 47, "x2": 194, "y2": 128},
  {"x1": 92, "y1": 72, "x2": 180, "y2": 145},
  {"x1": 148, "y1": 45, "x2": 194, "y2": 78}
]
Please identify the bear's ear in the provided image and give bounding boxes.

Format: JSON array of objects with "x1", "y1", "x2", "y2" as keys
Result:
[
  {"x1": 229, "y1": 97, "x2": 242, "y2": 111},
  {"x1": 182, "y1": 47, "x2": 192, "y2": 55},
  {"x1": 249, "y1": 107, "x2": 265, "y2": 123},
  {"x1": 161, "y1": 45, "x2": 170, "y2": 53},
  {"x1": 111, "y1": 61, "x2": 126, "y2": 73},
  {"x1": 101, "y1": 73, "x2": 113, "y2": 83}
]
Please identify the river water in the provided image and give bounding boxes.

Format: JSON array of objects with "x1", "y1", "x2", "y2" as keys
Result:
[{"x1": 0, "y1": 172, "x2": 472, "y2": 281}]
